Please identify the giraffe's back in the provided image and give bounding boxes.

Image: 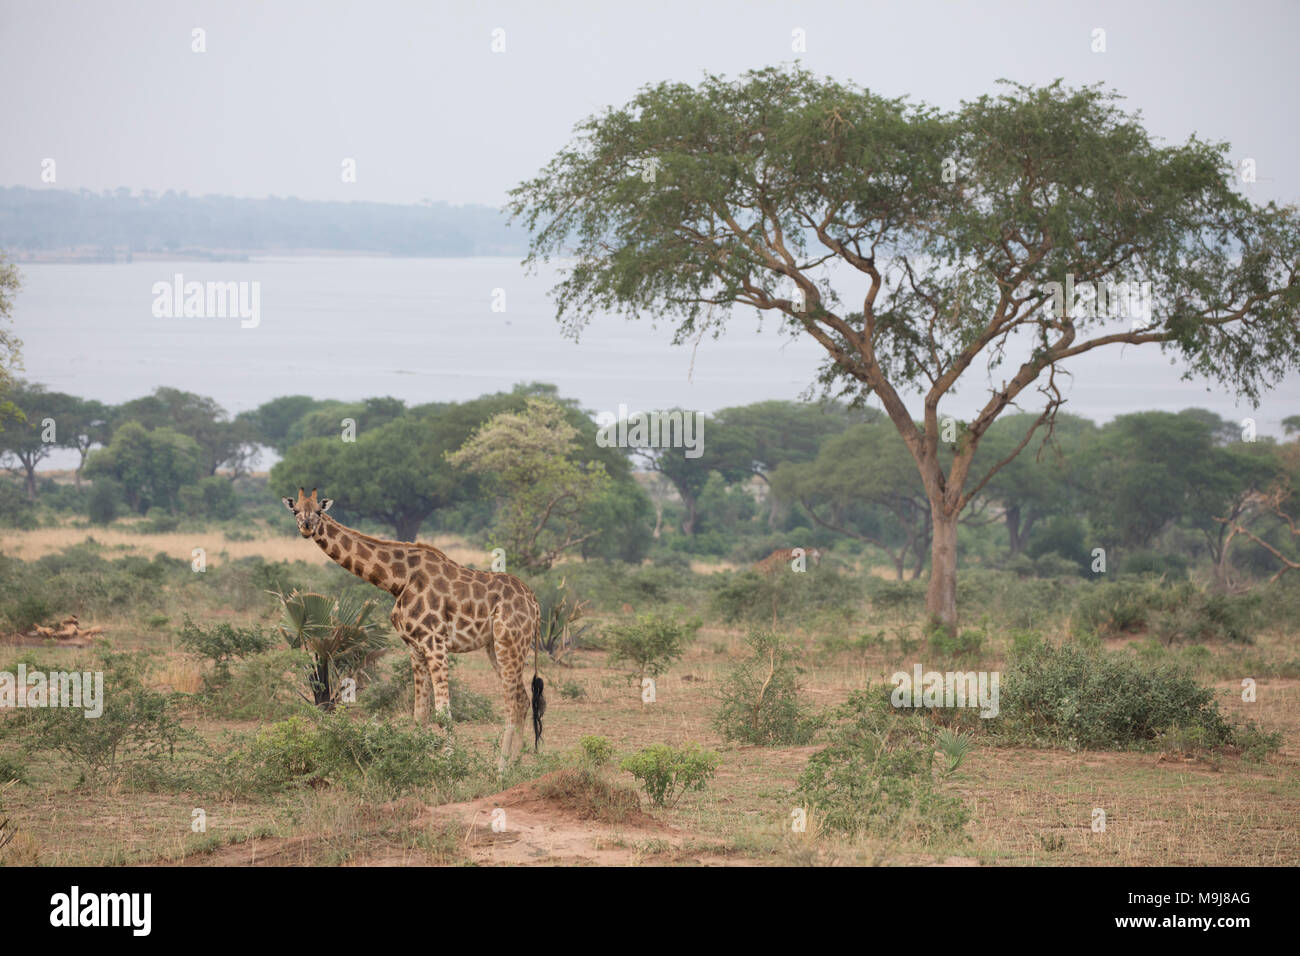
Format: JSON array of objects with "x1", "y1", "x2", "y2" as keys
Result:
[{"x1": 400, "y1": 550, "x2": 539, "y2": 653}]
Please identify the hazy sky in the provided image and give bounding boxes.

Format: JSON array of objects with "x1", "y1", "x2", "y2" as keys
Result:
[{"x1": 2, "y1": 0, "x2": 1297, "y2": 208}]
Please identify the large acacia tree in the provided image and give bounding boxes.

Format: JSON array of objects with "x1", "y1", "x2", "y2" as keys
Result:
[{"x1": 509, "y1": 67, "x2": 1300, "y2": 629}]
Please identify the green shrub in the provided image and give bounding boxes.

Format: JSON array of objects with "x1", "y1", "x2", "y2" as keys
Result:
[
  {"x1": 927, "y1": 625, "x2": 985, "y2": 659},
  {"x1": 558, "y1": 679, "x2": 586, "y2": 700},
  {"x1": 605, "y1": 613, "x2": 701, "y2": 684},
  {"x1": 0, "y1": 753, "x2": 28, "y2": 785},
  {"x1": 620, "y1": 742, "x2": 719, "y2": 808},
  {"x1": 276, "y1": 589, "x2": 390, "y2": 709},
  {"x1": 796, "y1": 690, "x2": 969, "y2": 839},
  {"x1": 579, "y1": 735, "x2": 615, "y2": 768},
  {"x1": 1119, "y1": 550, "x2": 1190, "y2": 579},
  {"x1": 0, "y1": 481, "x2": 37, "y2": 529},
  {"x1": 999, "y1": 642, "x2": 1238, "y2": 749},
  {"x1": 214, "y1": 648, "x2": 313, "y2": 720},
  {"x1": 176, "y1": 475, "x2": 239, "y2": 520},
  {"x1": 710, "y1": 567, "x2": 860, "y2": 627},
  {"x1": 215, "y1": 709, "x2": 479, "y2": 797},
  {"x1": 1071, "y1": 579, "x2": 1256, "y2": 645},
  {"x1": 3, "y1": 593, "x2": 54, "y2": 633},
  {"x1": 178, "y1": 615, "x2": 274, "y2": 689},
  {"x1": 86, "y1": 478, "x2": 124, "y2": 525},
  {"x1": 7, "y1": 649, "x2": 203, "y2": 785},
  {"x1": 713, "y1": 630, "x2": 821, "y2": 746},
  {"x1": 866, "y1": 578, "x2": 927, "y2": 615}
]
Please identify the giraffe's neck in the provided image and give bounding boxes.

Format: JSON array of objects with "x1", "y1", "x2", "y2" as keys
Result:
[{"x1": 311, "y1": 516, "x2": 420, "y2": 595}]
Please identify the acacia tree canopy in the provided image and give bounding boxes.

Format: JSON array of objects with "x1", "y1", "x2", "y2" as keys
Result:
[{"x1": 509, "y1": 66, "x2": 1300, "y2": 627}]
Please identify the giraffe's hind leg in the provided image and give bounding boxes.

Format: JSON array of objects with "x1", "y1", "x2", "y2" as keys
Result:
[
  {"x1": 411, "y1": 648, "x2": 431, "y2": 724},
  {"x1": 492, "y1": 613, "x2": 530, "y2": 773}
]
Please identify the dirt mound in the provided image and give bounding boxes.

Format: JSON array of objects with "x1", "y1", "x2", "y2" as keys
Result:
[
  {"x1": 478, "y1": 769, "x2": 664, "y2": 830},
  {"x1": 429, "y1": 772, "x2": 738, "y2": 866}
]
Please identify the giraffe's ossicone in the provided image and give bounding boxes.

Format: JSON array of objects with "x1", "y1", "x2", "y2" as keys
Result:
[{"x1": 283, "y1": 488, "x2": 544, "y2": 771}]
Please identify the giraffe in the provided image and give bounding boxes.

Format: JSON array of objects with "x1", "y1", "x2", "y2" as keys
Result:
[
  {"x1": 282, "y1": 488, "x2": 543, "y2": 771},
  {"x1": 754, "y1": 546, "x2": 821, "y2": 575},
  {"x1": 754, "y1": 547, "x2": 821, "y2": 627}
]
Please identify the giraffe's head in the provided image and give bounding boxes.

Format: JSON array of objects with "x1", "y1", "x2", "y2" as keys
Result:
[{"x1": 282, "y1": 487, "x2": 334, "y2": 537}]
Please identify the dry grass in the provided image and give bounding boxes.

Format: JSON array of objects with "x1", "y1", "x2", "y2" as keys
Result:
[
  {"x1": 0, "y1": 567, "x2": 1296, "y2": 867},
  {"x1": 0, "y1": 523, "x2": 487, "y2": 568}
]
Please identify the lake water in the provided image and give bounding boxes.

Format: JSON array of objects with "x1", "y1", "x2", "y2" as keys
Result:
[{"x1": 11, "y1": 257, "x2": 1299, "y2": 463}]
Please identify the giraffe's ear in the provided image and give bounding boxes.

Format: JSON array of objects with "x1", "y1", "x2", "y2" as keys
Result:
[
  {"x1": 319, "y1": 498, "x2": 334, "y2": 512},
  {"x1": 282, "y1": 497, "x2": 297, "y2": 513}
]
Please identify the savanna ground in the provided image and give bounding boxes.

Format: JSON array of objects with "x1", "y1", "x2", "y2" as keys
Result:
[{"x1": 1, "y1": 510, "x2": 1298, "y2": 868}]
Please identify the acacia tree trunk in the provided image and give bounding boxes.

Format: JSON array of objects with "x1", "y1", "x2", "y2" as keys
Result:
[
  {"x1": 394, "y1": 514, "x2": 424, "y2": 542},
  {"x1": 680, "y1": 495, "x2": 697, "y2": 535},
  {"x1": 926, "y1": 506, "x2": 960, "y2": 632},
  {"x1": 1005, "y1": 505, "x2": 1023, "y2": 555}
]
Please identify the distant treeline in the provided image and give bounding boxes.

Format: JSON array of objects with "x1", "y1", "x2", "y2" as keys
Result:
[
  {"x1": 0, "y1": 186, "x2": 525, "y2": 258},
  {"x1": 2, "y1": 377, "x2": 1298, "y2": 590}
]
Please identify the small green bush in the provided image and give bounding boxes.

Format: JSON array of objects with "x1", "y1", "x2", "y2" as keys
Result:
[
  {"x1": 214, "y1": 709, "x2": 479, "y2": 797},
  {"x1": 620, "y1": 742, "x2": 719, "y2": 808},
  {"x1": 927, "y1": 625, "x2": 985, "y2": 659},
  {"x1": 605, "y1": 613, "x2": 701, "y2": 684},
  {"x1": 7, "y1": 649, "x2": 203, "y2": 785},
  {"x1": 178, "y1": 615, "x2": 274, "y2": 689},
  {"x1": 796, "y1": 690, "x2": 969, "y2": 839},
  {"x1": 579, "y1": 735, "x2": 615, "y2": 768},
  {"x1": 713, "y1": 630, "x2": 821, "y2": 746}
]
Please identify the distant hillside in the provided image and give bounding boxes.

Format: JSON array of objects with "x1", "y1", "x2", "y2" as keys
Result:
[{"x1": 0, "y1": 186, "x2": 525, "y2": 260}]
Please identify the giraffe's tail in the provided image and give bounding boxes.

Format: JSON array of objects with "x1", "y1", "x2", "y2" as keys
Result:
[
  {"x1": 531, "y1": 619, "x2": 546, "y2": 752},
  {"x1": 531, "y1": 675, "x2": 546, "y2": 753}
]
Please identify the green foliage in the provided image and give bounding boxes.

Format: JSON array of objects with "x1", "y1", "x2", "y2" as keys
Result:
[
  {"x1": 936, "y1": 729, "x2": 975, "y2": 775},
  {"x1": 0, "y1": 480, "x2": 36, "y2": 529},
  {"x1": 605, "y1": 613, "x2": 701, "y2": 683},
  {"x1": 926, "y1": 625, "x2": 985, "y2": 659},
  {"x1": 558, "y1": 679, "x2": 586, "y2": 700},
  {"x1": 3, "y1": 593, "x2": 53, "y2": 633},
  {"x1": 213, "y1": 710, "x2": 479, "y2": 797},
  {"x1": 5, "y1": 649, "x2": 202, "y2": 785},
  {"x1": 619, "y1": 742, "x2": 719, "y2": 808},
  {"x1": 713, "y1": 630, "x2": 821, "y2": 746},
  {"x1": 276, "y1": 589, "x2": 390, "y2": 708},
  {"x1": 87, "y1": 478, "x2": 123, "y2": 524},
  {"x1": 178, "y1": 615, "x2": 274, "y2": 689},
  {"x1": 213, "y1": 648, "x2": 312, "y2": 720},
  {"x1": 83, "y1": 420, "x2": 205, "y2": 514},
  {"x1": 0, "y1": 753, "x2": 28, "y2": 785},
  {"x1": 796, "y1": 690, "x2": 969, "y2": 839},
  {"x1": 448, "y1": 397, "x2": 612, "y2": 569},
  {"x1": 710, "y1": 567, "x2": 860, "y2": 627},
  {"x1": 999, "y1": 643, "x2": 1242, "y2": 749},
  {"x1": 176, "y1": 475, "x2": 239, "y2": 520},
  {"x1": 579, "y1": 735, "x2": 615, "y2": 768},
  {"x1": 533, "y1": 575, "x2": 590, "y2": 664},
  {"x1": 1071, "y1": 579, "x2": 1256, "y2": 644}
]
